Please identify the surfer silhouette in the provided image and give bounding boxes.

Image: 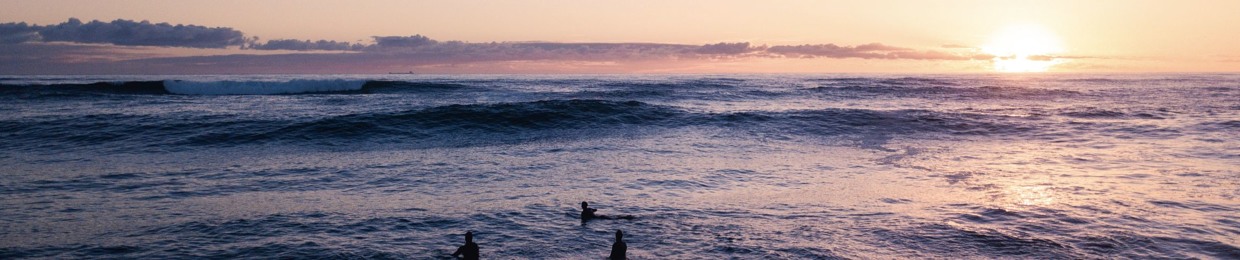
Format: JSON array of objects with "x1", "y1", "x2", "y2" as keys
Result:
[
  {"x1": 609, "y1": 230, "x2": 627, "y2": 260},
  {"x1": 581, "y1": 201, "x2": 600, "y2": 220},
  {"x1": 581, "y1": 201, "x2": 635, "y2": 221},
  {"x1": 451, "y1": 231, "x2": 479, "y2": 260}
]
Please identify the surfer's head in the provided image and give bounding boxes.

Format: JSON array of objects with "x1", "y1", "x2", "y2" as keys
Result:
[
  {"x1": 465, "y1": 231, "x2": 473, "y2": 243},
  {"x1": 615, "y1": 230, "x2": 623, "y2": 240},
  {"x1": 581, "y1": 201, "x2": 589, "y2": 209}
]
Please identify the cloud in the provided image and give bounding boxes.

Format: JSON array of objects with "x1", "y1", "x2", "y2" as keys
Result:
[
  {"x1": 765, "y1": 43, "x2": 989, "y2": 61},
  {"x1": 940, "y1": 44, "x2": 975, "y2": 49},
  {"x1": 434, "y1": 42, "x2": 699, "y2": 60},
  {"x1": 897, "y1": 49, "x2": 992, "y2": 60},
  {"x1": 3, "y1": 18, "x2": 991, "y2": 63},
  {"x1": 0, "y1": 22, "x2": 42, "y2": 44},
  {"x1": 248, "y1": 39, "x2": 365, "y2": 51},
  {"x1": 353, "y1": 40, "x2": 709, "y2": 61},
  {"x1": 249, "y1": 34, "x2": 434, "y2": 51},
  {"x1": 235, "y1": 33, "x2": 978, "y2": 63},
  {"x1": 1, "y1": 40, "x2": 995, "y2": 74},
  {"x1": 252, "y1": 36, "x2": 974, "y2": 62},
  {"x1": 371, "y1": 35, "x2": 438, "y2": 49},
  {"x1": 695, "y1": 42, "x2": 755, "y2": 55},
  {"x1": 768, "y1": 43, "x2": 900, "y2": 59},
  {"x1": 0, "y1": 18, "x2": 1009, "y2": 74},
  {"x1": 1, "y1": 18, "x2": 247, "y2": 48}
]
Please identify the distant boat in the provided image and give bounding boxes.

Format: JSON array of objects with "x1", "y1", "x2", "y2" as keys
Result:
[{"x1": 388, "y1": 71, "x2": 417, "y2": 74}]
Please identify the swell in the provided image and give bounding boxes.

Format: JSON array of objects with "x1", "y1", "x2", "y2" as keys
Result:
[
  {"x1": 812, "y1": 76, "x2": 961, "y2": 86},
  {"x1": 0, "y1": 99, "x2": 1035, "y2": 154},
  {"x1": 0, "y1": 81, "x2": 168, "y2": 96},
  {"x1": 1054, "y1": 106, "x2": 1174, "y2": 120},
  {"x1": 0, "y1": 80, "x2": 484, "y2": 97},
  {"x1": 803, "y1": 76, "x2": 1090, "y2": 100},
  {"x1": 185, "y1": 100, "x2": 685, "y2": 147},
  {"x1": 570, "y1": 79, "x2": 786, "y2": 100},
  {"x1": 710, "y1": 108, "x2": 1025, "y2": 139},
  {"x1": 0, "y1": 77, "x2": 1083, "y2": 101},
  {"x1": 808, "y1": 85, "x2": 1081, "y2": 99}
]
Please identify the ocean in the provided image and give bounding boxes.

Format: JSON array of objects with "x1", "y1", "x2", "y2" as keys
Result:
[{"x1": 0, "y1": 74, "x2": 1237, "y2": 259}]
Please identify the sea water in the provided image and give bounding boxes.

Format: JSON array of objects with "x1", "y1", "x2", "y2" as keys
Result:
[{"x1": 0, "y1": 74, "x2": 1237, "y2": 258}]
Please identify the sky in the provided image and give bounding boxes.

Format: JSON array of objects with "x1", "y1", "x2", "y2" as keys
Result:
[{"x1": 1, "y1": 0, "x2": 1238, "y2": 74}]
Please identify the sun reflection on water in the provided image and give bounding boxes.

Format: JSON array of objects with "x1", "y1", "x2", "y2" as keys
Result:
[{"x1": 1004, "y1": 185, "x2": 1057, "y2": 207}]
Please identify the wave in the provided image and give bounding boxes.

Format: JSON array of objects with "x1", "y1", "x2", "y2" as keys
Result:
[
  {"x1": 729, "y1": 107, "x2": 1031, "y2": 138},
  {"x1": 0, "y1": 99, "x2": 1036, "y2": 153},
  {"x1": 808, "y1": 85, "x2": 1079, "y2": 99},
  {"x1": 0, "y1": 77, "x2": 1079, "y2": 100},
  {"x1": 164, "y1": 79, "x2": 366, "y2": 95},
  {"x1": 804, "y1": 76, "x2": 1084, "y2": 100},
  {"x1": 0, "y1": 79, "x2": 486, "y2": 96},
  {"x1": 1193, "y1": 120, "x2": 1240, "y2": 133},
  {"x1": 189, "y1": 101, "x2": 1030, "y2": 147},
  {"x1": 812, "y1": 77, "x2": 960, "y2": 86},
  {"x1": 0, "y1": 100, "x2": 684, "y2": 152},
  {"x1": 0, "y1": 81, "x2": 168, "y2": 96},
  {"x1": 598, "y1": 79, "x2": 740, "y2": 90},
  {"x1": 1056, "y1": 107, "x2": 1170, "y2": 120},
  {"x1": 0, "y1": 98, "x2": 1200, "y2": 156},
  {"x1": 183, "y1": 100, "x2": 685, "y2": 147},
  {"x1": 360, "y1": 80, "x2": 473, "y2": 92}
]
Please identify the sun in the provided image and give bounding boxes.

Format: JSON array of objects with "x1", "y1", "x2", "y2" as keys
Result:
[{"x1": 982, "y1": 24, "x2": 1064, "y2": 72}]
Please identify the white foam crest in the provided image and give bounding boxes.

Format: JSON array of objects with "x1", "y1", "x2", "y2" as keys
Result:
[{"x1": 163, "y1": 79, "x2": 365, "y2": 95}]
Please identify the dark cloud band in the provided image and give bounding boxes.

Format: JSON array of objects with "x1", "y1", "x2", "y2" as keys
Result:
[{"x1": 2, "y1": 18, "x2": 245, "y2": 48}]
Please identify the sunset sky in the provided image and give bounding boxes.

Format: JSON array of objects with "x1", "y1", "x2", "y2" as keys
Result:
[{"x1": 2, "y1": 0, "x2": 1238, "y2": 74}]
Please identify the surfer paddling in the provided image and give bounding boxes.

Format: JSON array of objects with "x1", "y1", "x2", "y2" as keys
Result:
[{"x1": 581, "y1": 201, "x2": 635, "y2": 221}]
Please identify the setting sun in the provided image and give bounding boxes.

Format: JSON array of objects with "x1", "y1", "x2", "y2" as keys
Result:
[{"x1": 982, "y1": 24, "x2": 1064, "y2": 72}]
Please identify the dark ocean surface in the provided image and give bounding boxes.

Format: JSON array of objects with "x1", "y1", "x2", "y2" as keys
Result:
[{"x1": 1, "y1": 74, "x2": 1237, "y2": 259}]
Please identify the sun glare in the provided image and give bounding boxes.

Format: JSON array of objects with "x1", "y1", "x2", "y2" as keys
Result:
[{"x1": 982, "y1": 24, "x2": 1064, "y2": 73}]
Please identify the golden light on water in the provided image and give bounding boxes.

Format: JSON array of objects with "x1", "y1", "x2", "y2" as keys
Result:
[
  {"x1": 1005, "y1": 185, "x2": 1057, "y2": 207},
  {"x1": 982, "y1": 24, "x2": 1064, "y2": 73}
]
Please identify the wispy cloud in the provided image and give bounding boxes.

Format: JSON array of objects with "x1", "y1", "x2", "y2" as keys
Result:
[
  {"x1": 940, "y1": 44, "x2": 975, "y2": 49},
  {"x1": 765, "y1": 43, "x2": 986, "y2": 60}
]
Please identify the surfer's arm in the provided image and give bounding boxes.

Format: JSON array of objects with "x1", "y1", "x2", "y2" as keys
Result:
[{"x1": 450, "y1": 246, "x2": 463, "y2": 257}]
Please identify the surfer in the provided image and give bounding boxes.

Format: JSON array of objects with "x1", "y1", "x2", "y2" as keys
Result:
[
  {"x1": 609, "y1": 230, "x2": 627, "y2": 260},
  {"x1": 581, "y1": 201, "x2": 600, "y2": 220},
  {"x1": 450, "y1": 231, "x2": 479, "y2": 260},
  {"x1": 581, "y1": 201, "x2": 635, "y2": 221}
]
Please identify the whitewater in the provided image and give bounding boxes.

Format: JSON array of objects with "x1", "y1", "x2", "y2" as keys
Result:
[{"x1": 0, "y1": 74, "x2": 1237, "y2": 259}]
